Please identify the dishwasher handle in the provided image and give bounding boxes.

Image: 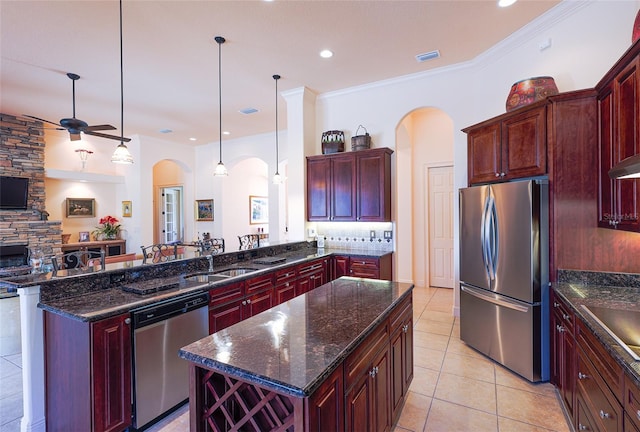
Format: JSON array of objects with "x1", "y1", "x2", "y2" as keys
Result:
[{"x1": 132, "y1": 291, "x2": 209, "y2": 329}]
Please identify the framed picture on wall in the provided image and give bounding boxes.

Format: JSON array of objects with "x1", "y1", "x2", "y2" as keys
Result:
[
  {"x1": 196, "y1": 199, "x2": 214, "y2": 221},
  {"x1": 65, "y1": 198, "x2": 95, "y2": 218},
  {"x1": 122, "y1": 201, "x2": 132, "y2": 217},
  {"x1": 249, "y1": 196, "x2": 268, "y2": 224}
]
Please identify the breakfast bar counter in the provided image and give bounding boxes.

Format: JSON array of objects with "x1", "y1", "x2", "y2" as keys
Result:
[{"x1": 179, "y1": 277, "x2": 414, "y2": 431}]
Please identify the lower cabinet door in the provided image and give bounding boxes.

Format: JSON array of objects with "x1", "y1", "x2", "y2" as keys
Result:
[
  {"x1": 346, "y1": 373, "x2": 372, "y2": 432},
  {"x1": 92, "y1": 313, "x2": 132, "y2": 432},
  {"x1": 245, "y1": 290, "x2": 273, "y2": 317},
  {"x1": 209, "y1": 300, "x2": 243, "y2": 334},
  {"x1": 390, "y1": 329, "x2": 405, "y2": 421},
  {"x1": 372, "y1": 347, "x2": 391, "y2": 432},
  {"x1": 307, "y1": 365, "x2": 344, "y2": 432}
]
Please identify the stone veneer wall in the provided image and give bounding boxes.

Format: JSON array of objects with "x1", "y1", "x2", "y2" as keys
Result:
[{"x1": 0, "y1": 113, "x2": 62, "y2": 255}]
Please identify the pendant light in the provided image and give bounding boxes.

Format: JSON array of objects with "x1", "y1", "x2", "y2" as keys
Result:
[
  {"x1": 213, "y1": 36, "x2": 228, "y2": 176},
  {"x1": 111, "y1": 0, "x2": 134, "y2": 164},
  {"x1": 272, "y1": 74, "x2": 286, "y2": 184}
]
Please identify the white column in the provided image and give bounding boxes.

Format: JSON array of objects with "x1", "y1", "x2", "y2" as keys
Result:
[
  {"x1": 17, "y1": 285, "x2": 46, "y2": 432},
  {"x1": 282, "y1": 87, "x2": 317, "y2": 242}
]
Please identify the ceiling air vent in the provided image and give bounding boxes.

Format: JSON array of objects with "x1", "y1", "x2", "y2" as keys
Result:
[
  {"x1": 415, "y1": 50, "x2": 440, "y2": 63},
  {"x1": 239, "y1": 108, "x2": 259, "y2": 115}
]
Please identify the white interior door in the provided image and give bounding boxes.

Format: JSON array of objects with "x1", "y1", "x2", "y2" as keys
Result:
[
  {"x1": 428, "y1": 166, "x2": 454, "y2": 288},
  {"x1": 160, "y1": 186, "x2": 183, "y2": 243}
]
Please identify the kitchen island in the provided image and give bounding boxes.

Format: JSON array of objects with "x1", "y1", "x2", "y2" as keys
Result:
[{"x1": 179, "y1": 277, "x2": 414, "y2": 432}]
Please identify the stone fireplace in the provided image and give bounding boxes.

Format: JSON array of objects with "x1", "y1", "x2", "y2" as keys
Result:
[{"x1": 0, "y1": 113, "x2": 62, "y2": 268}]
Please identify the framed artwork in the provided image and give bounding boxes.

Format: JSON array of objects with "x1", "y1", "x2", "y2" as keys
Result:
[
  {"x1": 196, "y1": 199, "x2": 214, "y2": 221},
  {"x1": 66, "y1": 198, "x2": 95, "y2": 218},
  {"x1": 78, "y1": 231, "x2": 90, "y2": 242},
  {"x1": 249, "y1": 196, "x2": 268, "y2": 224},
  {"x1": 122, "y1": 200, "x2": 132, "y2": 217}
]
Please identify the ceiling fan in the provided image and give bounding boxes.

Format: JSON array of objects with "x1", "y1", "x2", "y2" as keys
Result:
[{"x1": 25, "y1": 72, "x2": 130, "y2": 142}]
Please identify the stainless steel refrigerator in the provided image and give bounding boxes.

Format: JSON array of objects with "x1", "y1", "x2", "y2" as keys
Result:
[{"x1": 459, "y1": 178, "x2": 549, "y2": 382}]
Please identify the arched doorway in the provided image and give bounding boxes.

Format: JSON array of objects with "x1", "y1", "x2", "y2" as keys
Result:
[{"x1": 396, "y1": 107, "x2": 454, "y2": 287}]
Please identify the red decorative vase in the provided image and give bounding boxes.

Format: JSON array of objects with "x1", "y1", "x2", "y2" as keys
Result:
[
  {"x1": 505, "y1": 76, "x2": 559, "y2": 112},
  {"x1": 633, "y1": 10, "x2": 640, "y2": 43}
]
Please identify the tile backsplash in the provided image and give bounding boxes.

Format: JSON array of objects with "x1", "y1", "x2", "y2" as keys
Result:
[{"x1": 314, "y1": 222, "x2": 394, "y2": 252}]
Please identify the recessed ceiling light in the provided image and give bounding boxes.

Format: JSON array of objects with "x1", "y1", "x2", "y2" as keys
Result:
[
  {"x1": 415, "y1": 50, "x2": 441, "y2": 63},
  {"x1": 320, "y1": 49, "x2": 333, "y2": 59},
  {"x1": 223, "y1": 131, "x2": 230, "y2": 135},
  {"x1": 239, "y1": 108, "x2": 259, "y2": 115},
  {"x1": 189, "y1": 137, "x2": 197, "y2": 141},
  {"x1": 498, "y1": 0, "x2": 517, "y2": 7}
]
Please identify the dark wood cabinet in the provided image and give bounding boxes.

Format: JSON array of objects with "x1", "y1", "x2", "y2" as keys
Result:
[
  {"x1": 345, "y1": 323, "x2": 390, "y2": 432},
  {"x1": 60, "y1": 239, "x2": 127, "y2": 258},
  {"x1": 307, "y1": 147, "x2": 393, "y2": 222},
  {"x1": 465, "y1": 105, "x2": 546, "y2": 185},
  {"x1": 332, "y1": 254, "x2": 393, "y2": 281},
  {"x1": 44, "y1": 311, "x2": 131, "y2": 432},
  {"x1": 92, "y1": 314, "x2": 132, "y2": 432},
  {"x1": 597, "y1": 49, "x2": 640, "y2": 232},
  {"x1": 550, "y1": 292, "x2": 575, "y2": 417},
  {"x1": 390, "y1": 296, "x2": 413, "y2": 423},
  {"x1": 307, "y1": 364, "x2": 344, "y2": 432},
  {"x1": 208, "y1": 281, "x2": 244, "y2": 334},
  {"x1": 297, "y1": 257, "x2": 328, "y2": 295},
  {"x1": 625, "y1": 374, "x2": 640, "y2": 432},
  {"x1": 275, "y1": 267, "x2": 298, "y2": 304}
]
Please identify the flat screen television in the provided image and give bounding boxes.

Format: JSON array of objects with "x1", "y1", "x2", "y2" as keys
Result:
[{"x1": 0, "y1": 176, "x2": 29, "y2": 209}]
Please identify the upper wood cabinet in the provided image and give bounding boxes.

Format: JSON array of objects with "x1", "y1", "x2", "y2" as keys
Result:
[
  {"x1": 596, "y1": 40, "x2": 640, "y2": 232},
  {"x1": 307, "y1": 147, "x2": 393, "y2": 222},
  {"x1": 464, "y1": 104, "x2": 547, "y2": 185}
]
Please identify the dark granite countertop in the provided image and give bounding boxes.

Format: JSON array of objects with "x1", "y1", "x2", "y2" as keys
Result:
[
  {"x1": 179, "y1": 277, "x2": 413, "y2": 398},
  {"x1": 33, "y1": 244, "x2": 393, "y2": 322},
  {"x1": 554, "y1": 271, "x2": 640, "y2": 388}
]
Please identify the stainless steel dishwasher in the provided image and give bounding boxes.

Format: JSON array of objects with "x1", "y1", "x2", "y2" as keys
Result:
[{"x1": 131, "y1": 291, "x2": 209, "y2": 430}]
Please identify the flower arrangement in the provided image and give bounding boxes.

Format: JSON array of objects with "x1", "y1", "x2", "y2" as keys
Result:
[{"x1": 93, "y1": 215, "x2": 121, "y2": 240}]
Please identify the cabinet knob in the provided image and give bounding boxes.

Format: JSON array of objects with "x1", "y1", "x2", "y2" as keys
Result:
[
  {"x1": 556, "y1": 324, "x2": 565, "y2": 333},
  {"x1": 402, "y1": 324, "x2": 409, "y2": 333},
  {"x1": 246, "y1": 299, "x2": 251, "y2": 304},
  {"x1": 495, "y1": 173, "x2": 501, "y2": 178},
  {"x1": 578, "y1": 372, "x2": 589, "y2": 380},
  {"x1": 369, "y1": 368, "x2": 376, "y2": 378},
  {"x1": 599, "y1": 410, "x2": 611, "y2": 419},
  {"x1": 578, "y1": 424, "x2": 589, "y2": 431},
  {"x1": 553, "y1": 302, "x2": 559, "y2": 308},
  {"x1": 242, "y1": 300, "x2": 247, "y2": 305},
  {"x1": 500, "y1": 172, "x2": 505, "y2": 177},
  {"x1": 636, "y1": 410, "x2": 640, "y2": 421},
  {"x1": 562, "y1": 313, "x2": 570, "y2": 321},
  {"x1": 124, "y1": 317, "x2": 131, "y2": 325}
]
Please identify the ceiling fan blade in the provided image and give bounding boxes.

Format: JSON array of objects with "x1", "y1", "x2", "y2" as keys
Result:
[
  {"x1": 70, "y1": 133, "x2": 81, "y2": 141},
  {"x1": 84, "y1": 124, "x2": 116, "y2": 132},
  {"x1": 84, "y1": 131, "x2": 131, "y2": 142},
  {"x1": 23, "y1": 115, "x2": 62, "y2": 128}
]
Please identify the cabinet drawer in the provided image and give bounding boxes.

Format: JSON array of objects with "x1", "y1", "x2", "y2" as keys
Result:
[
  {"x1": 577, "y1": 320, "x2": 624, "y2": 402},
  {"x1": 625, "y1": 374, "x2": 640, "y2": 431},
  {"x1": 345, "y1": 321, "x2": 389, "y2": 389},
  {"x1": 390, "y1": 295, "x2": 412, "y2": 333},
  {"x1": 245, "y1": 273, "x2": 274, "y2": 295},
  {"x1": 274, "y1": 267, "x2": 297, "y2": 284},
  {"x1": 552, "y1": 295, "x2": 574, "y2": 334},
  {"x1": 209, "y1": 282, "x2": 244, "y2": 308},
  {"x1": 576, "y1": 347, "x2": 623, "y2": 432},
  {"x1": 576, "y1": 391, "x2": 600, "y2": 432},
  {"x1": 298, "y1": 260, "x2": 325, "y2": 276}
]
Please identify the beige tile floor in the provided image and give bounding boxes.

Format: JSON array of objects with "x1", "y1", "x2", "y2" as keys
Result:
[
  {"x1": 148, "y1": 286, "x2": 572, "y2": 432},
  {"x1": 0, "y1": 286, "x2": 571, "y2": 432}
]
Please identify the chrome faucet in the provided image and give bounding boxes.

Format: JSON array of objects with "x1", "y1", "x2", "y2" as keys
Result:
[{"x1": 206, "y1": 254, "x2": 214, "y2": 272}]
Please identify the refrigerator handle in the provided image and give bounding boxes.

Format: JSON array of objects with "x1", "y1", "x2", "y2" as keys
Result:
[
  {"x1": 488, "y1": 195, "x2": 498, "y2": 280},
  {"x1": 461, "y1": 284, "x2": 530, "y2": 313},
  {"x1": 481, "y1": 195, "x2": 491, "y2": 279}
]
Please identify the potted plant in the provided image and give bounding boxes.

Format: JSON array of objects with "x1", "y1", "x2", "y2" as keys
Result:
[{"x1": 93, "y1": 215, "x2": 121, "y2": 240}]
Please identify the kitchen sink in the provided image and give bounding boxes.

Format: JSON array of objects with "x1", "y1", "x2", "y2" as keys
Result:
[
  {"x1": 581, "y1": 305, "x2": 640, "y2": 361},
  {"x1": 213, "y1": 267, "x2": 259, "y2": 277},
  {"x1": 183, "y1": 273, "x2": 231, "y2": 283}
]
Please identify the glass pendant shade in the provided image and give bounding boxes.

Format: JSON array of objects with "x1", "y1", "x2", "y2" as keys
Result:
[
  {"x1": 214, "y1": 161, "x2": 228, "y2": 176},
  {"x1": 111, "y1": 142, "x2": 134, "y2": 164}
]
